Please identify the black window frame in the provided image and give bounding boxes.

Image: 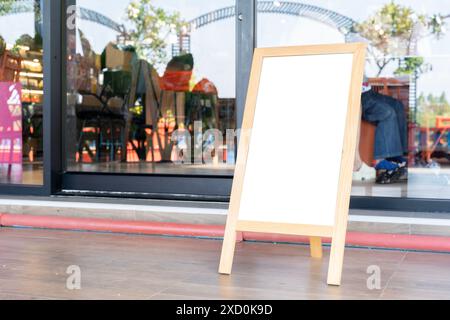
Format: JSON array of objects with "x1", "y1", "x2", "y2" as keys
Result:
[
  {"x1": 0, "y1": 0, "x2": 62, "y2": 196},
  {"x1": 58, "y1": 0, "x2": 250, "y2": 201}
]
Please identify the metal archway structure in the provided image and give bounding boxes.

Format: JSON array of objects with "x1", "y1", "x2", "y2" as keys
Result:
[
  {"x1": 171, "y1": 2, "x2": 357, "y2": 55},
  {"x1": 189, "y1": 2, "x2": 355, "y2": 35},
  {"x1": 0, "y1": 0, "x2": 125, "y2": 33},
  {"x1": 1, "y1": 1, "x2": 356, "y2": 40}
]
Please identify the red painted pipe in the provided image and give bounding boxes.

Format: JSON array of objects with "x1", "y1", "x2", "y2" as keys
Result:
[
  {"x1": 346, "y1": 231, "x2": 450, "y2": 252},
  {"x1": 243, "y1": 232, "x2": 450, "y2": 252},
  {"x1": 0, "y1": 214, "x2": 225, "y2": 238},
  {"x1": 1, "y1": 213, "x2": 450, "y2": 252}
]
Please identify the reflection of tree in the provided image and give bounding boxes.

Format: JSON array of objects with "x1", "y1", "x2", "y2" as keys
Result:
[
  {"x1": 356, "y1": 1, "x2": 447, "y2": 76},
  {"x1": 417, "y1": 93, "x2": 450, "y2": 127},
  {"x1": 126, "y1": 0, "x2": 187, "y2": 69},
  {"x1": 0, "y1": 0, "x2": 40, "y2": 17},
  {"x1": 394, "y1": 56, "x2": 431, "y2": 77},
  {"x1": 0, "y1": 35, "x2": 5, "y2": 55},
  {"x1": 0, "y1": 0, "x2": 15, "y2": 15}
]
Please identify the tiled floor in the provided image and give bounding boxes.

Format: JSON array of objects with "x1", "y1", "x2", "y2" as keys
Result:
[
  {"x1": 0, "y1": 227, "x2": 449, "y2": 300},
  {"x1": 352, "y1": 166, "x2": 450, "y2": 199},
  {"x1": 0, "y1": 163, "x2": 43, "y2": 185}
]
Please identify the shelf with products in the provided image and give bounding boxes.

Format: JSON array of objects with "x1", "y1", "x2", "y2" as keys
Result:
[
  {"x1": 17, "y1": 47, "x2": 44, "y2": 160},
  {"x1": 18, "y1": 48, "x2": 44, "y2": 104}
]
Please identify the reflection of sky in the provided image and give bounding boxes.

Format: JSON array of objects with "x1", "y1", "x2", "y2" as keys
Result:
[
  {"x1": 0, "y1": 0, "x2": 449, "y2": 98},
  {"x1": 0, "y1": 13, "x2": 36, "y2": 43}
]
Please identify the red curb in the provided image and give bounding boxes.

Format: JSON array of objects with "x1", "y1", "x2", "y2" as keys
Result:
[
  {"x1": 1, "y1": 213, "x2": 450, "y2": 252},
  {"x1": 242, "y1": 231, "x2": 450, "y2": 252},
  {"x1": 346, "y1": 231, "x2": 450, "y2": 252},
  {"x1": 0, "y1": 214, "x2": 225, "y2": 238}
]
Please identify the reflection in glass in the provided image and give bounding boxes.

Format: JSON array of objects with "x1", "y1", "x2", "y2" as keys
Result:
[
  {"x1": 66, "y1": 0, "x2": 236, "y2": 176},
  {"x1": 257, "y1": 0, "x2": 450, "y2": 199},
  {"x1": 0, "y1": 0, "x2": 44, "y2": 185}
]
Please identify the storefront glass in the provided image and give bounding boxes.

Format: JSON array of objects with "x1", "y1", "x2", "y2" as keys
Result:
[
  {"x1": 258, "y1": 0, "x2": 450, "y2": 200},
  {"x1": 65, "y1": 0, "x2": 236, "y2": 176},
  {"x1": 0, "y1": 0, "x2": 44, "y2": 185}
]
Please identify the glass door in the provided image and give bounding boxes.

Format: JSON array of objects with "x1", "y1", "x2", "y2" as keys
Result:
[
  {"x1": 62, "y1": 0, "x2": 243, "y2": 199},
  {"x1": 65, "y1": 0, "x2": 237, "y2": 177},
  {"x1": 0, "y1": 0, "x2": 44, "y2": 186},
  {"x1": 257, "y1": 0, "x2": 450, "y2": 203}
]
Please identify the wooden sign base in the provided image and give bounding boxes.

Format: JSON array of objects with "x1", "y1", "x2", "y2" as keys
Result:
[
  {"x1": 219, "y1": 219, "x2": 347, "y2": 285},
  {"x1": 218, "y1": 43, "x2": 367, "y2": 286}
]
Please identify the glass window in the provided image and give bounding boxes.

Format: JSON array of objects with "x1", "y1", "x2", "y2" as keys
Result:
[
  {"x1": 258, "y1": 0, "x2": 450, "y2": 200},
  {"x1": 0, "y1": 0, "x2": 44, "y2": 185},
  {"x1": 65, "y1": 0, "x2": 236, "y2": 176}
]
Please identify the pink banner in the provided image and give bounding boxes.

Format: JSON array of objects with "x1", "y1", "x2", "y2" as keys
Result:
[{"x1": 0, "y1": 82, "x2": 22, "y2": 164}]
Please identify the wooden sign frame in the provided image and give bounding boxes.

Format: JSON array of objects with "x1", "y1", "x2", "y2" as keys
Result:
[{"x1": 219, "y1": 43, "x2": 367, "y2": 286}]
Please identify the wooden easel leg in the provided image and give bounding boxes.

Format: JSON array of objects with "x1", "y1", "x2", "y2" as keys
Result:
[
  {"x1": 309, "y1": 237, "x2": 322, "y2": 258},
  {"x1": 327, "y1": 229, "x2": 347, "y2": 286},
  {"x1": 219, "y1": 221, "x2": 238, "y2": 275}
]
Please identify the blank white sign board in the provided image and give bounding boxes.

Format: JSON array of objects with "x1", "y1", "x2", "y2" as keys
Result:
[
  {"x1": 219, "y1": 44, "x2": 367, "y2": 286},
  {"x1": 239, "y1": 54, "x2": 353, "y2": 226}
]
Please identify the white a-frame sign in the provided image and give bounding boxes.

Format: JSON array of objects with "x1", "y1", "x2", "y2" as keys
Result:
[{"x1": 219, "y1": 43, "x2": 367, "y2": 286}]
